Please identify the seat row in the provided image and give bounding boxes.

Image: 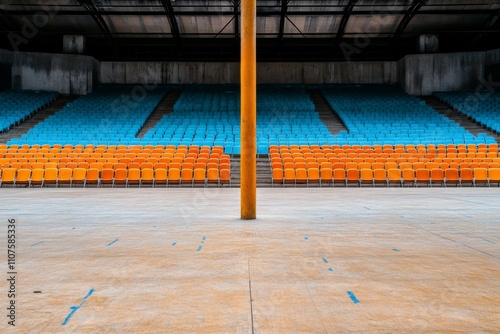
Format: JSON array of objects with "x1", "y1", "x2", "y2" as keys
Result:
[
  {"x1": 0, "y1": 167, "x2": 231, "y2": 188},
  {"x1": 272, "y1": 167, "x2": 500, "y2": 187}
]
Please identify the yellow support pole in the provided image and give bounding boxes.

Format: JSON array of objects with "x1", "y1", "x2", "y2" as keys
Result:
[{"x1": 240, "y1": 0, "x2": 257, "y2": 219}]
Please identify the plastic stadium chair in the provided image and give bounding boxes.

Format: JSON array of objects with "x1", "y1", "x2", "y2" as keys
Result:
[
  {"x1": 113, "y1": 169, "x2": 128, "y2": 187},
  {"x1": 84, "y1": 168, "x2": 99, "y2": 187},
  {"x1": 15, "y1": 169, "x2": 31, "y2": 187},
  {"x1": 459, "y1": 168, "x2": 473, "y2": 187},
  {"x1": 127, "y1": 168, "x2": 141, "y2": 187},
  {"x1": 29, "y1": 169, "x2": 44, "y2": 187},
  {"x1": 320, "y1": 168, "x2": 333, "y2": 186},
  {"x1": 168, "y1": 168, "x2": 181, "y2": 187},
  {"x1": 415, "y1": 168, "x2": 431, "y2": 187},
  {"x1": 488, "y1": 168, "x2": 500, "y2": 186},
  {"x1": 100, "y1": 168, "x2": 115, "y2": 187},
  {"x1": 220, "y1": 169, "x2": 231, "y2": 187},
  {"x1": 402, "y1": 169, "x2": 415, "y2": 187},
  {"x1": 430, "y1": 168, "x2": 445, "y2": 187},
  {"x1": 141, "y1": 168, "x2": 155, "y2": 187},
  {"x1": 444, "y1": 168, "x2": 460, "y2": 187},
  {"x1": 153, "y1": 168, "x2": 167, "y2": 187},
  {"x1": 57, "y1": 168, "x2": 73, "y2": 187},
  {"x1": 473, "y1": 168, "x2": 488, "y2": 187},
  {"x1": 43, "y1": 168, "x2": 58, "y2": 187}
]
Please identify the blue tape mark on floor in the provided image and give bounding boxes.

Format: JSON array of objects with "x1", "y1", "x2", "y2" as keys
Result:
[
  {"x1": 171, "y1": 242, "x2": 177, "y2": 246},
  {"x1": 71, "y1": 227, "x2": 76, "y2": 230},
  {"x1": 197, "y1": 246, "x2": 202, "y2": 252},
  {"x1": 107, "y1": 239, "x2": 119, "y2": 247},
  {"x1": 347, "y1": 291, "x2": 360, "y2": 304},
  {"x1": 61, "y1": 288, "x2": 94, "y2": 326},
  {"x1": 322, "y1": 257, "x2": 328, "y2": 263},
  {"x1": 328, "y1": 268, "x2": 333, "y2": 272},
  {"x1": 202, "y1": 236, "x2": 206, "y2": 241},
  {"x1": 363, "y1": 207, "x2": 371, "y2": 210},
  {"x1": 392, "y1": 248, "x2": 400, "y2": 252},
  {"x1": 304, "y1": 236, "x2": 308, "y2": 240},
  {"x1": 484, "y1": 239, "x2": 496, "y2": 244},
  {"x1": 31, "y1": 241, "x2": 45, "y2": 247}
]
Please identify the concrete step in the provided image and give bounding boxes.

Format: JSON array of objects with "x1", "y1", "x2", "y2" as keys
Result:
[
  {"x1": 307, "y1": 90, "x2": 348, "y2": 135},
  {"x1": 0, "y1": 95, "x2": 78, "y2": 145},
  {"x1": 421, "y1": 96, "x2": 500, "y2": 142},
  {"x1": 136, "y1": 90, "x2": 182, "y2": 138}
]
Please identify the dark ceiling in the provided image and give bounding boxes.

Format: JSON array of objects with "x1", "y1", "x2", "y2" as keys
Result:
[{"x1": 0, "y1": 0, "x2": 499, "y2": 61}]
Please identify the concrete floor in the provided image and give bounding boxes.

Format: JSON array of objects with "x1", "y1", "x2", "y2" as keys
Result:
[{"x1": 0, "y1": 188, "x2": 499, "y2": 333}]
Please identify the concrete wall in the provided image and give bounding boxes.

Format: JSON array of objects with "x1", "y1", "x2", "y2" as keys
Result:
[
  {"x1": 485, "y1": 48, "x2": 500, "y2": 66},
  {"x1": 0, "y1": 49, "x2": 99, "y2": 95},
  {"x1": 100, "y1": 61, "x2": 398, "y2": 85},
  {"x1": 397, "y1": 52, "x2": 485, "y2": 95},
  {"x1": 100, "y1": 62, "x2": 240, "y2": 84},
  {"x1": 3, "y1": 47, "x2": 497, "y2": 96}
]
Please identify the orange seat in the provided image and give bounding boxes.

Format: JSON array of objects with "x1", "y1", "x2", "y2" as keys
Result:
[
  {"x1": 373, "y1": 169, "x2": 387, "y2": 186},
  {"x1": 402, "y1": 169, "x2": 415, "y2": 187},
  {"x1": 219, "y1": 168, "x2": 231, "y2": 186},
  {"x1": 57, "y1": 168, "x2": 73, "y2": 186},
  {"x1": 15, "y1": 168, "x2": 31, "y2": 187},
  {"x1": 42, "y1": 168, "x2": 58, "y2": 187},
  {"x1": 415, "y1": 168, "x2": 430, "y2": 187},
  {"x1": 180, "y1": 167, "x2": 193, "y2": 186},
  {"x1": 284, "y1": 168, "x2": 295, "y2": 185},
  {"x1": 153, "y1": 168, "x2": 167, "y2": 186},
  {"x1": 127, "y1": 168, "x2": 141, "y2": 187},
  {"x1": 488, "y1": 168, "x2": 500, "y2": 186},
  {"x1": 295, "y1": 168, "x2": 307, "y2": 185},
  {"x1": 359, "y1": 168, "x2": 373, "y2": 186},
  {"x1": 333, "y1": 168, "x2": 346, "y2": 186},
  {"x1": 473, "y1": 168, "x2": 488, "y2": 186},
  {"x1": 168, "y1": 167, "x2": 181, "y2": 186},
  {"x1": 430, "y1": 168, "x2": 445, "y2": 187},
  {"x1": 307, "y1": 167, "x2": 320, "y2": 186},
  {"x1": 100, "y1": 168, "x2": 114, "y2": 186},
  {"x1": 1, "y1": 168, "x2": 16, "y2": 187},
  {"x1": 320, "y1": 168, "x2": 333, "y2": 186},
  {"x1": 206, "y1": 168, "x2": 219, "y2": 185},
  {"x1": 459, "y1": 168, "x2": 473, "y2": 186},
  {"x1": 193, "y1": 168, "x2": 206, "y2": 185},
  {"x1": 71, "y1": 168, "x2": 87, "y2": 187},
  {"x1": 29, "y1": 169, "x2": 44, "y2": 187},
  {"x1": 444, "y1": 168, "x2": 460, "y2": 187},
  {"x1": 346, "y1": 168, "x2": 359, "y2": 187},
  {"x1": 84, "y1": 168, "x2": 99, "y2": 187},
  {"x1": 140, "y1": 168, "x2": 155, "y2": 187}
]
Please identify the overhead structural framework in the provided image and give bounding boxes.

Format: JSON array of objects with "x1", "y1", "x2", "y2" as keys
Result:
[
  {"x1": 393, "y1": 0, "x2": 429, "y2": 40},
  {"x1": 240, "y1": 0, "x2": 257, "y2": 220},
  {"x1": 76, "y1": 0, "x2": 113, "y2": 43},
  {"x1": 158, "y1": 0, "x2": 180, "y2": 41},
  {"x1": 278, "y1": 0, "x2": 289, "y2": 40},
  {"x1": 336, "y1": 0, "x2": 357, "y2": 44}
]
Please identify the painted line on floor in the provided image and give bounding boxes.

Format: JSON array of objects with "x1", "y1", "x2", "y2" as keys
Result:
[
  {"x1": 392, "y1": 248, "x2": 400, "y2": 252},
  {"x1": 62, "y1": 288, "x2": 94, "y2": 326},
  {"x1": 197, "y1": 246, "x2": 203, "y2": 252},
  {"x1": 107, "y1": 239, "x2": 119, "y2": 247},
  {"x1": 171, "y1": 242, "x2": 177, "y2": 246},
  {"x1": 347, "y1": 291, "x2": 360, "y2": 304},
  {"x1": 31, "y1": 241, "x2": 45, "y2": 247},
  {"x1": 484, "y1": 239, "x2": 496, "y2": 244},
  {"x1": 322, "y1": 257, "x2": 328, "y2": 263},
  {"x1": 328, "y1": 268, "x2": 333, "y2": 272}
]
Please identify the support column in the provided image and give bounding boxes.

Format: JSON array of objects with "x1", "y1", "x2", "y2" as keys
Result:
[
  {"x1": 63, "y1": 35, "x2": 86, "y2": 54},
  {"x1": 240, "y1": 0, "x2": 257, "y2": 219}
]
